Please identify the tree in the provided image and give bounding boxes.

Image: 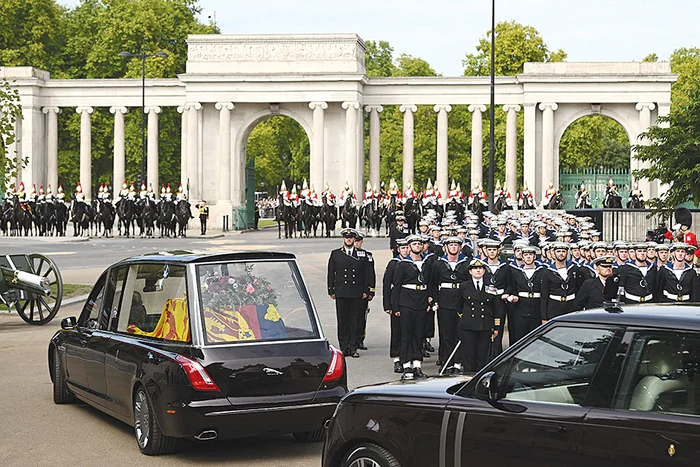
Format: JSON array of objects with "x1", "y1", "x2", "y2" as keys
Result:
[
  {"x1": 560, "y1": 116, "x2": 630, "y2": 171},
  {"x1": 634, "y1": 86, "x2": 700, "y2": 212},
  {"x1": 0, "y1": 0, "x2": 67, "y2": 72},
  {"x1": 365, "y1": 40, "x2": 395, "y2": 78},
  {"x1": 463, "y1": 21, "x2": 567, "y2": 76},
  {"x1": 0, "y1": 79, "x2": 25, "y2": 192}
]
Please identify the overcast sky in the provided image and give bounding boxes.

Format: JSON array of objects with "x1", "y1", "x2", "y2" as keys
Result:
[{"x1": 60, "y1": 0, "x2": 698, "y2": 76}]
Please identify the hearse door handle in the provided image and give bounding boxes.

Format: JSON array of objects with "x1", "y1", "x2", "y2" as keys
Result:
[
  {"x1": 79, "y1": 339, "x2": 88, "y2": 347},
  {"x1": 534, "y1": 423, "x2": 566, "y2": 434}
]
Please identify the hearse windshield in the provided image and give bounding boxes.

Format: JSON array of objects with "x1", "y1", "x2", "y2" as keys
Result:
[{"x1": 196, "y1": 260, "x2": 320, "y2": 345}]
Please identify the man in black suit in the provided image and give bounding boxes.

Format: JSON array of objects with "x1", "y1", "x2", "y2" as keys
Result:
[
  {"x1": 573, "y1": 256, "x2": 615, "y2": 310},
  {"x1": 455, "y1": 258, "x2": 504, "y2": 373},
  {"x1": 328, "y1": 228, "x2": 369, "y2": 358}
]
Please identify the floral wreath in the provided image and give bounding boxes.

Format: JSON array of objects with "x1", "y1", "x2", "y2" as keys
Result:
[{"x1": 201, "y1": 272, "x2": 278, "y2": 310}]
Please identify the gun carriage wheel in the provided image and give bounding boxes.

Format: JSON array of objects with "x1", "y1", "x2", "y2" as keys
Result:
[{"x1": 2, "y1": 254, "x2": 64, "y2": 325}]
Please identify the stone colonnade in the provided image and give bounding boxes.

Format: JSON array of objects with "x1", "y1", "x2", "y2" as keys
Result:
[{"x1": 34, "y1": 98, "x2": 665, "y2": 205}]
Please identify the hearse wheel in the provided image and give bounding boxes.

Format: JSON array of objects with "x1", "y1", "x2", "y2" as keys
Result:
[
  {"x1": 133, "y1": 386, "x2": 176, "y2": 455},
  {"x1": 342, "y1": 443, "x2": 400, "y2": 467}
]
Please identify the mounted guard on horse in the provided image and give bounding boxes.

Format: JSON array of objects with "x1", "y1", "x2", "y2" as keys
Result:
[
  {"x1": 543, "y1": 181, "x2": 565, "y2": 210},
  {"x1": 339, "y1": 182, "x2": 359, "y2": 230},
  {"x1": 575, "y1": 182, "x2": 592, "y2": 209},
  {"x1": 421, "y1": 178, "x2": 443, "y2": 220},
  {"x1": 627, "y1": 179, "x2": 644, "y2": 209},
  {"x1": 518, "y1": 182, "x2": 535, "y2": 210},
  {"x1": 603, "y1": 176, "x2": 623, "y2": 209},
  {"x1": 493, "y1": 180, "x2": 513, "y2": 214},
  {"x1": 444, "y1": 180, "x2": 465, "y2": 223}
]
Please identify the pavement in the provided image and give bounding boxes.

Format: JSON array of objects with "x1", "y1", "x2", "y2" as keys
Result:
[{"x1": 0, "y1": 226, "x2": 416, "y2": 466}]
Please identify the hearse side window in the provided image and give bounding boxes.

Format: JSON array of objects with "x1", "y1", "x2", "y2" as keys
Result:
[
  {"x1": 492, "y1": 326, "x2": 616, "y2": 406},
  {"x1": 80, "y1": 276, "x2": 107, "y2": 330},
  {"x1": 107, "y1": 267, "x2": 128, "y2": 332},
  {"x1": 614, "y1": 331, "x2": 700, "y2": 418},
  {"x1": 114, "y1": 264, "x2": 190, "y2": 343},
  {"x1": 197, "y1": 260, "x2": 320, "y2": 345}
]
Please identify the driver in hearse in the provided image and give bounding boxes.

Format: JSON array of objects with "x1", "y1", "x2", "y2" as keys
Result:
[{"x1": 129, "y1": 291, "x2": 148, "y2": 331}]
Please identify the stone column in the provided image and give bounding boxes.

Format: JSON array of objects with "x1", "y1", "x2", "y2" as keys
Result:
[
  {"x1": 523, "y1": 103, "x2": 537, "y2": 197},
  {"x1": 185, "y1": 102, "x2": 201, "y2": 200},
  {"x1": 13, "y1": 113, "x2": 22, "y2": 188},
  {"x1": 656, "y1": 103, "x2": 671, "y2": 198},
  {"x1": 309, "y1": 101, "x2": 328, "y2": 191},
  {"x1": 76, "y1": 106, "x2": 94, "y2": 200},
  {"x1": 342, "y1": 101, "x2": 360, "y2": 191},
  {"x1": 43, "y1": 107, "x2": 60, "y2": 194},
  {"x1": 145, "y1": 106, "x2": 161, "y2": 190},
  {"x1": 365, "y1": 105, "x2": 383, "y2": 190},
  {"x1": 400, "y1": 105, "x2": 417, "y2": 190},
  {"x1": 109, "y1": 106, "x2": 128, "y2": 199},
  {"x1": 468, "y1": 104, "x2": 486, "y2": 189},
  {"x1": 177, "y1": 105, "x2": 188, "y2": 186},
  {"x1": 636, "y1": 102, "x2": 656, "y2": 198},
  {"x1": 215, "y1": 102, "x2": 234, "y2": 204},
  {"x1": 539, "y1": 103, "x2": 558, "y2": 204},
  {"x1": 503, "y1": 104, "x2": 521, "y2": 199},
  {"x1": 434, "y1": 104, "x2": 452, "y2": 197}
]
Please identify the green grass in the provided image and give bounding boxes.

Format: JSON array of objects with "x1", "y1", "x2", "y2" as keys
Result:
[
  {"x1": 258, "y1": 219, "x2": 282, "y2": 228},
  {"x1": 63, "y1": 284, "x2": 93, "y2": 299}
]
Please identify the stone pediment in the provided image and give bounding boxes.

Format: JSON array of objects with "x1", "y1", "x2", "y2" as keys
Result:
[{"x1": 186, "y1": 34, "x2": 366, "y2": 75}]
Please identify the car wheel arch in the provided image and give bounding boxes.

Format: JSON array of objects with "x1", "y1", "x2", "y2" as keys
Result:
[
  {"x1": 334, "y1": 438, "x2": 403, "y2": 467},
  {"x1": 48, "y1": 344, "x2": 59, "y2": 383}
]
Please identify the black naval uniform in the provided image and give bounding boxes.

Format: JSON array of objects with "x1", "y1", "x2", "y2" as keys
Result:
[
  {"x1": 391, "y1": 255, "x2": 432, "y2": 366},
  {"x1": 573, "y1": 277, "x2": 606, "y2": 310},
  {"x1": 483, "y1": 261, "x2": 510, "y2": 354},
  {"x1": 389, "y1": 223, "x2": 408, "y2": 256},
  {"x1": 383, "y1": 255, "x2": 403, "y2": 361},
  {"x1": 541, "y1": 261, "x2": 581, "y2": 320},
  {"x1": 618, "y1": 261, "x2": 657, "y2": 304},
  {"x1": 327, "y1": 246, "x2": 369, "y2": 356},
  {"x1": 431, "y1": 254, "x2": 470, "y2": 364},
  {"x1": 356, "y1": 248, "x2": 376, "y2": 349},
  {"x1": 422, "y1": 251, "x2": 438, "y2": 351},
  {"x1": 507, "y1": 263, "x2": 546, "y2": 343},
  {"x1": 455, "y1": 279, "x2": 504, "y2": 372},
  {"x1": 656, "y1": 264, "x2": 698, "y2": 303}
]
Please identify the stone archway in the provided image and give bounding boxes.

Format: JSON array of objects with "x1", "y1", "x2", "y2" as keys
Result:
[{"x1": 231, "y1": 104, "x2": 314, "y2": 209}]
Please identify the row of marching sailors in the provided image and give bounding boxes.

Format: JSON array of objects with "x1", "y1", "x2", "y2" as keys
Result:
[{"x1": 383, "y1": 236, "x2": 700, "y2": 380}]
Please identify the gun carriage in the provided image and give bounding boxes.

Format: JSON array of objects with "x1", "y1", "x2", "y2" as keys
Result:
[{"x1": 0, "y1": 254, "x2": 63, "y2": 325}]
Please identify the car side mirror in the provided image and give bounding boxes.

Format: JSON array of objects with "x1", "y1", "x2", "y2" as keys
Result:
[
  {"x1": 474, "y1": 371, "x2": 499, "y2": 402},
  {"x1": 61, "y1": 316, "x2": 77, "y2": 329}
]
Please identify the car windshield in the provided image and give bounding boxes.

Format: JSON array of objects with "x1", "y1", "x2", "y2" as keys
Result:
[{"x1": 196, "y1": 260, "x2": 320, "y2": 345}]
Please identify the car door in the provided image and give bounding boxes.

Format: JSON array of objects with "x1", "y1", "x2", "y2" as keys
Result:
[
  {"x1": 579, "y1": 329, "x2": 700, "y2": 466},
  {"x1": 448, "y1": 324, "x2": 623, "y2": 467},
  {"x1": 62, "y1": 275, "x2": 108, "y2": 399}
]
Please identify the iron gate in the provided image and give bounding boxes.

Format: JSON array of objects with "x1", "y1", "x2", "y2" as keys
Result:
[{"x1": 559, "y1": 168, "x2": 630, "y2": 209}]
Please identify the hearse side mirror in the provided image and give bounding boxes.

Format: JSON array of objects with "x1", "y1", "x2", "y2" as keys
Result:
[
  {"x1": 474, "y1": 371, "x2": 499, "y2": 402},
  {"x1": 61, "y1": 316, "x2": 77, "y2": 329}
]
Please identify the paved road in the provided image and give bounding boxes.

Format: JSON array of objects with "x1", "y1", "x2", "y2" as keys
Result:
[{"x1": 0, "y1": 228, "x2": 435, "y2": 466}]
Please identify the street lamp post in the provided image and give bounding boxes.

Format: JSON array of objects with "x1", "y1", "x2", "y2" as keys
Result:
[
  {"x1": 488, "y1": 0, "x2": 496, "y2": 211},
  {"x1": 118, "y1": 50, "x2": 168, "y2": 189}
]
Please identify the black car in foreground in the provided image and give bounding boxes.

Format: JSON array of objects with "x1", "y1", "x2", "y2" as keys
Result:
[
  {"x1": 324, "y1": 304, "x2": 700, "y2": 467},
  {"x1": 49, "y1": 251, "x2": 347, "y2": 455}
]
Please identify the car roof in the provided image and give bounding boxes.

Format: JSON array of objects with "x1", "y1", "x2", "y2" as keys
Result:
[
  {"x1": 114, "y1": 251, "x2": 297, "y2": 266},
  {"x1": 556, "y1": 303, "x2": 700, "y2": 331}
]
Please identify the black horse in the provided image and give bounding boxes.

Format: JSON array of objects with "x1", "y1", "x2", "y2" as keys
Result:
[
  {"x1": 545, "y1": 192, "x2": 565, "y2": 210},
  {"x1": 603, "y1": 189, "x2": 623, "y2": 209},
  {"x1": 360, "y1": 199, "x2": 380, "y2": 236},
  {"x1": 384, "y1": 194, "x2": 400, "y2": 235},
  {"x1": 158, "y1": 199, "x2": 175, "y2": 238},
  {"x1": 70, "y1": 200, "x2": 90, "y2": 236},
  {"x1": 117, "y1": 197, "x2": 136, "y2": 237},
  {"x1": 627, "y1": 194, "x2": 644, "y2": 209},
  {"x1": 494, "y1": 194, "x2": 513, "y2": 215},
  {"x1": 139, "y1": 197, "x2": 158, "y2": 238},
  {"x1": 320, "y1": 195, "x2": 337, "y2": 238},
  {"x1": 54, "y1": 200, "x2": 68, "y2": 236},
  {"x1": 340, "y1": 196, "x2": 358, "y2": 230},
  {"x1": 174, "y1": 201, "x2": 191, "y2": 237},
  {"x1": 99, "y1": 200, "x2": 116, "y2": 237},
  {"x1": 421, "y1": 198, "x2": 443, "y2": 222}
]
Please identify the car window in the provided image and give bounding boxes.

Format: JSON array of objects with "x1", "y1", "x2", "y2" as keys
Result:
[
  {"x1": 106, "y1": 267, "x2": 128, "y2": 332},
  {"x1": 614, "y1": 331, "x2": 700, "y2": 418},
  {"x1": 115, "y1": 264, "x2": 189, "y2": 343},
  {"x1": 196, "y1": 260, "x2": 320, "y2": 345},
  {"x1": 492, "y1": 326, "x2": 616, "y2": 406},
  {"x1": 79, "y1": 276, "x2": 108, "y2": 330}
]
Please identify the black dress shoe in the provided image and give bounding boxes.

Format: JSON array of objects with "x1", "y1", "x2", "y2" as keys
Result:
[
  {"x1": 436, "y1": 360, "x2": 443, "y2": 366},
  {"x1": 393, "y1": 361, "x2": 403, "y2": 373},
  {"x1": 422, "y1": 350, "x2": 431, "y2": 358},
  {"x1": 401, "y1": 368, "x2": 414, "y2": 381},
  {"x1": 358, "y1": 343, "x2": 368, "y2": 350},
  {"x1": 425, "y1": 341, "x2": 435, "y2": 352},
  {"x1": 414, "y1": 368, "x2": 427, "y2": 378},
  {"x1": 351, "y1": 351, "x2": 360, "y2": 358}
]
